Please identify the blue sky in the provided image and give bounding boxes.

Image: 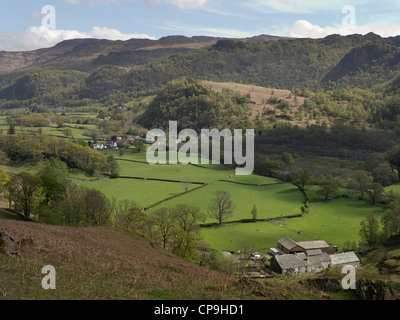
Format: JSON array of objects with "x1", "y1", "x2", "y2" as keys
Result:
[{"x1": 0, "y1": 0, "x2": 399, "y2": 51}]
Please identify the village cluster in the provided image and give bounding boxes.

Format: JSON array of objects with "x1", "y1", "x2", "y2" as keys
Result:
[{"x1": 91, "y1": 135, "x2": 155, "y2": 150}]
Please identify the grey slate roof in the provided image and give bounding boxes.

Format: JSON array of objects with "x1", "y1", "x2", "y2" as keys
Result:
[
  {"x1": 330, "y1": 251, "x2": 360, "y2": 265},
  {"x1": 275, "y1": 252, "x2": 311, "y2": 270},
  {"x1": 277, "y1": 236, "x2": 299, "y2": 250},
  {"x1": 306, "y1": 249, "x2": 323, "y2": 256},
  {"x1": 297, "y1": 240, "x2": 329, "y2": 250},
  {"x1": 309, "y1": 253, "x2": 331, "y2": 268}
]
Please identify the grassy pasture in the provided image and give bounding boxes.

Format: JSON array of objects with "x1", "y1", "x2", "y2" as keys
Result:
[
  {"x1": 201, "y1": 198, "x2": 384, "y2": 252},
  {"x1": 80, "y1": 157, "x2": 304, "y2": 221},
  {"x1": 117, "y1": 160, "x2": 233, "y2": 183},
  {"x1": 149, "y1": 180, "x2": 304, "y2": 222},
  {"x1": 80, "y1": 178, "x2": 197, "y2": 208}
]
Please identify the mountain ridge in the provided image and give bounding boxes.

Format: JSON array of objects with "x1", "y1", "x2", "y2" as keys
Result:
[{"x1": 0, "y1": 34, "x2": 293, "y2": 73}]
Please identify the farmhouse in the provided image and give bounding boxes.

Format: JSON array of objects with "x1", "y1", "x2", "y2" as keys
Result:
[
  {"x1": 105, "y1": 140, "x2": 118, "y2": 149},
  {"x1": 272, "y1": 237, "x2": 360, "y2": 276},
  {"x1": 270, "y1": 252, "x2": 313, "y2": 276},
  {"x1": 92, "y1": 143, "x2": 104, "y2": 150}
]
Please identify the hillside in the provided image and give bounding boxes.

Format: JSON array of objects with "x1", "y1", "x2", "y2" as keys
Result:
[
  {"x1": 0, "y1": 34, "x2": 290, "y2": 74},
  {"x1": 1, "y1": 33, "x2": 399, "y2": 105},
  {"x1": 0, "y1": 213, "x2": 334, "y2": 300},
  {"x1": 125, "y1": 33, "x2": 400, "y2": 94},
  {"x1": 139, "y1": 78, "x2": 254, "y2": 131},
  {"x1": 0, "y1": 215, "x2": 245, "y2": 299},
  {"x1": 203, "y1": 81, "x2": 311, "y2": 125}
]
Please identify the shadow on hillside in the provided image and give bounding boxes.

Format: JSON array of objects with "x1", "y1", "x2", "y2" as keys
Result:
[{"x1": 0, "y1": 209, "x2": 25, "y2": 221}]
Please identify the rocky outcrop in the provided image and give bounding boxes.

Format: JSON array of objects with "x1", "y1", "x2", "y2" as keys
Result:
[
  {"x1": 305, "y1": 277, "x2": 343, "y2": 292},
  {"x1": 356, "y1": 279, "x2": 399, "y2": 300},
  {"x1": 0, "y1": 232, "x2": 19, "y2": 257},
  {"x1": 306, "y1": 275, "x2": 400, "y2": 300}
]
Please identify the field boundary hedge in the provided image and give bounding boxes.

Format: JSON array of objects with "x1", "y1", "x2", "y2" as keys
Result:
[
  {"x1": 116, "y1": 175, "x2": 205, "y2": 185},
  {"x1": 143, "y1": 183, "x2": 207, "y2": 211},
  {"x1": 218, "y1": 180, "x2": 287, "y2": 187},
  {"x1": 200, "y1": 213, "x2": 303, "y2": 228}
]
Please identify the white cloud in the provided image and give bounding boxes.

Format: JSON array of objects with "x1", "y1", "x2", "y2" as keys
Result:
[
  {"x1": 146, "y1": 20, "x2": 252, "y2": 38},
  {"x1": 241, "y1": 0, "x2": 379, "y2": 14},
  {"x1": 0, "y1": 26, "x2": 156, "y2": 52},
  {"x1": 288, "y1": 19, "x2": 400, "y2": 38},
  {"x1": 63, "y1": 0, "x2": 209, "y2": 10}
]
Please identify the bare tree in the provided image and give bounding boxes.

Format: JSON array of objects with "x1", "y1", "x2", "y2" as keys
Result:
[
  {"x1": 148, "y1": 207, "x2": 176, "y2": 249},
  {"x1": 236, "y1": 241, "x2": 256, "y2": 277},
  {"x1": 208, "y1": 191, "x2": 234, "y2": 225},
  {"x1": 113, "y1": 200, "x2": 145, "y2": 231},
  {"x1": 181, "y1": 177, "x2": 192, "y2": 192}
]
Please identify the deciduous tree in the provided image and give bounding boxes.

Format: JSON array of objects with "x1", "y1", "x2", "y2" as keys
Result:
[
  {"x1": 293, "y1": 168, "x2": 314, "y2": 189},
  {"x1": 316, "y1": 180, "x2": 339, "y2": 201},
  {"x1": 8, "y1": 172, "x2": 43, "y2": 219},
  {"x1": 360, "y1": 213, "x2": 381, "y2": 247},
  {"x1": 208, "y1": 191, "x2": 234, "y2": 225}
]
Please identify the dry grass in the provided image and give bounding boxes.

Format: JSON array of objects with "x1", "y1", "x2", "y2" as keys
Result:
[
  {"x1": 0, "y1": 217, "x2": 261, "y2": 300},
  {"x1": 203, "y1": 81, "x2": 319, "y2": 128},
  {"x1": 0, "y1": 215, "x2": 345, "y2": 300}
]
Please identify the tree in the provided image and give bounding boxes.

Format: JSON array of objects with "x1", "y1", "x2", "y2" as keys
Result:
[
  {"x1": 43, "y1": 158, "x2": 69, "y2": 182},
  {"x1": 259, "y1": 160, "x2": 281, "y2": 177},
  {"x1": 173, "y1": 204, "x2": 205, "y2": 234},
  {"x1": 40, "y1": 174, "x2": 66, "y2": 204},
  {"x1": 360, "y1": 213, "x2": 381, "y2": 247},
  {"x1": 112, "y1": 200, "x2": 145, "y2": 231},
  {"x1": 52, "y1": 184, "x2": 87, "y2": 226},
  {"x1": 89, "y1": 130, "x2": 100, "y2": 143},
  {"x1": 348, "y1": 170, "x2": 373, "y2": 198},
  {"x1": 148, "y1": 207, "x2": 177, "y2": 249},
  {"x1": 316, "y1": 180, "x2": 339, "y2": 201},
  {"x1": 208, "y1": 191, "x2": 234, "y2": 225},
  {"x1": 293, "y1": 168, "x2": 314, "y2": 189},
  {"x1": 281, "y1": 152, "x2": 293, "y2": 166},
  {"x1": 82, "y1": 188, "x2": 112, "y2": 226},
  {"x1": 343, "y1": 240, "x2": 358, "y2": 251},
  {"x1": 8, "y1": 122, "x2": 16, "y2": 135},
  {"x1": 62, "y1": 127, "x2": 73, "y2": 138},
  {"x1": 47, "y1": 184, "x2": 112, "y2": 226},
  {"x1": 236, "y1": 241, "x2": 256, "y2": 277},
  {"x1": 372, "y1": 162, "x2": 398, "y2": 187},
  {"x1": 8, "y1": 172, "x2": 43, "y2": 219},
  {"x1": 0, "y1": 170, "x2": 10, "y2": 202},
  {"x1": 366, "y1": 182, "x2": 384, "y2": 205},
  {"x1": 251, "y1": 204, "x2": 258, "y2": 221},
  {"x1": 381, "y1": 199, "x2": 400, "y2": 239},
  {"x1": 170, "y1": 205, "x2": 204, "y2": 262},
  {"x1": 301, "y1": 201, "x2": 310, "y2": 215},
  {"x1": 181, "y1": 177, "x2": 192, "y2": 193},
  {"x1": 108, "y1": 160, "x2": 121, "y2": 178},
  {"x1": 134, "y1": 140, "x2": 145, "y2": 153}
]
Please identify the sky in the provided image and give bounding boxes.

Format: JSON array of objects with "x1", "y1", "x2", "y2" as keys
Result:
[{"x1": 0, "y1": 0, "x2": 399, "y2": 51}]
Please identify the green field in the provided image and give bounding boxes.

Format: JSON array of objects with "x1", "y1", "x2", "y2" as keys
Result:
[
  {"x1": 80, "y1": 178, "x2": 198, "y2": 208},
  {"x1": 149, "y1": 181, "x2": 304, "y2": 222},
  {"x1": 117, "y1": 160, "x2": 233, "y2": 183},
  {"x1": 78, "y1": 155, "x2": 305, "y2": 221},
  {"x1": 201, "y1": 198, "x2": 384, "y2": 252},
  {"x1": 79, "y1": 156, "x2": 385, "y2": 252},
  {"x1": 1, "y1": 143, "x2": 384, "y2": 254}
]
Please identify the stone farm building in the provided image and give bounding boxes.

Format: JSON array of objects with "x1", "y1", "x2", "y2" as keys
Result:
[
  {"x1": 271, "y1": 237, "x2": 360, "y2": 276},
  {"x1": 277, "y1": 236, "x2": 330, "y2": 255}
]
